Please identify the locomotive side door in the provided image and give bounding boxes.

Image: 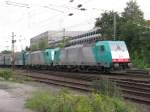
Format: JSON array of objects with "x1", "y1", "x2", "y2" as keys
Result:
[{"x1": 99, "y1": 43, "x2": 111, "y2": 68}]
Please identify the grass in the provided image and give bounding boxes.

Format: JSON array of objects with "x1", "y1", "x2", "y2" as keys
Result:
[
  {"x1": 91, "y1": 77, "x2": 121, "y2": 98},
  {"x1": 0, "y1": 68, "x2": 139, "y2": 112},
  {"x1": 0, "y1": 68, "x2": 13, "y2": 80},
  {"x1": 26, "y1": 90, "x2": 137, "y2": 112},
  {"x1": 0, "y1": 68, "x2": 32, "y2": 83},
  {"x1": 12, "y1": 73, "x2": 33, "y2": 83},
  {"x1": 26, "y1": 78, "x2": 138, "y2": 112},
  {"x1": 131, "y1": 51, "x2": 150, "y2": 69}
]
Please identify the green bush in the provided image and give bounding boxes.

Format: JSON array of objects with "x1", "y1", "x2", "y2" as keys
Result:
[
  {"x1": 91, "y1": 77, "x2": 121, "y2": 97},
  {"x1": 0, "y1": 69, "x2": 13, "y2": 80},
  {"x1": 26, "y1": 90, "x2": 137, "y2": 112},
  {"x1": 131, "y1": 51, "x2": 150, "y2": 68}
]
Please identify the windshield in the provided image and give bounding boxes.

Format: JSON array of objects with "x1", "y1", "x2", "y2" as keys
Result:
[{"x1": 109, "y1": 42, "x2": 127, "y2": 51}]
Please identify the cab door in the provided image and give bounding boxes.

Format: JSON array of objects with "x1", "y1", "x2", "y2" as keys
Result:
[
  {"x1": 93, "y1": 42, "x2": 112, "y2": 68},
  {"x1": 44, "y1": 50, "x2": 52, "y2": 65}
]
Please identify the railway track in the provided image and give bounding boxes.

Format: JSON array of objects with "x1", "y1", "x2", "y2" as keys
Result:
[
  {"x1": 24, "y1": 69, "x2": 150, "y2": 81},
  {"x1": 21, "y1": 71, "x2": 91, "y2": 91},
  {"x1": 18, "y1": 69, "x2": 150, "y2": 105},
  {"x1": 126, "y1": 69, "x2": 150, "y2": 75}
]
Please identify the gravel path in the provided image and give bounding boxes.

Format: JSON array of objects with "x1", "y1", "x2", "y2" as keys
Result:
[{"x1": 0, "y1": 81, "x2": 34, "y2": 112}]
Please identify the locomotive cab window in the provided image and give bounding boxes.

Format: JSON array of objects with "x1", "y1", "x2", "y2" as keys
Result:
[
  {"x1": 46, "y1": 52, "x2": 49, "y2": 56},
  {"x1": 100, "y1": 45, "x2": 105, "y2": 52}
]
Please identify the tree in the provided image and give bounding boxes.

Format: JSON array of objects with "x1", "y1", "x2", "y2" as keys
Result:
[
  {"x1": 94, "y1": 0, "x2": 150, "y2": 67},
  {"x1": 120, "y1": 0, "x2": 144, "y2": 49},
  {"x1": 144, "y1": 20, "x2": 150, "y2": 27},
  {"x1": 120, "y1": 0, "x2": 150, "y2": 67},
  {"x1": 58, "y1": 37, "x2": 70, "y2": 48},
  {"x1": 31, "y1": 44, "x2": 38, "y2": 51},
  {"x1": 38, "y1": 38, "x2": 49, "y2": 50},
  {"x1": 140, "y1": 27, "x2": 150, "y2": 66},
  {"x1": 95, "y1": 11, "x2": 121, "y2": 40},
  {"x1": 38, "y1": 40, "x2": 47, "y2": 50},
  {"x1": 25, "y1": 46, "x2": 30, "y2": 51},
  {"x1": 122, "y1": 0, "x2": 144, "y2": 23},
  {"x1": 1, "y1": 50, "x2": 11, "y2": 53}
]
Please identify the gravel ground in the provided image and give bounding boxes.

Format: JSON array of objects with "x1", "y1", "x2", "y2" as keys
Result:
[
  {"x1": 135, "y1": 103, "x2": 150, "y2": 112},
  {"x1": 0, "y1": 81, "x2": 35, "y2": 112}
]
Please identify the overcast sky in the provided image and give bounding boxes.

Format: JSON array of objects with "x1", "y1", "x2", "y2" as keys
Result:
[{"x1": 0, "y1": 0, "x2": 149, "y2": 51}]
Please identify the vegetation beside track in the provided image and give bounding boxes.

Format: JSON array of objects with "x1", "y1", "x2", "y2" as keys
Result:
[
  {"x1": 3, "y1": 68, "x2": 149, "y2": 104},
  {"x1": 0, "y1": 68, "x2": 32, "y2": 83},
  {"x1": 25, "y1": 78, "x2": 138, "y2": 112},
  {"x1": 92, "y1": 77, "x2": 121, "y2": 97},
  {"x1": 26, "y1": 89, "x2": 137, "y2": 112},
  {"x1": 0, "y1": 69, "x2": 13, "y2": 80}
]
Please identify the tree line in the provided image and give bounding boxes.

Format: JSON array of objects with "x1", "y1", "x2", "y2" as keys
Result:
[{"x1": 95, "y1": 0, "x2": 150, "y2": 68}]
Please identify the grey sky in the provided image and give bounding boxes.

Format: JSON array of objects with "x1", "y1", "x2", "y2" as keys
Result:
[{"x1": 0, "y1": 0, "x2": 149, "y2": 51}]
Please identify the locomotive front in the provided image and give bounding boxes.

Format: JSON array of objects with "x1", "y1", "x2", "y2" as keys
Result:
[{"x1": 108, "y1": 41, "x2": 131, "y2": 69}]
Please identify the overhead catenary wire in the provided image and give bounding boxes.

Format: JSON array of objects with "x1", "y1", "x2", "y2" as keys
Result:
[
  {"x1": 3, "y1": 0, "x2": 102, "y2": 21},
  {"x1": 2, "y1": 1, "x2": 101, "y2": 30},
  {"x1": 5, "y1": 1, "x2": 30, "y2": 8},
  {"x1": 1, "y1": 0, "x2": 107, "y2": 38},
  {"x1": 31, "y1": 14, "x2": 62, "y2": 28}
]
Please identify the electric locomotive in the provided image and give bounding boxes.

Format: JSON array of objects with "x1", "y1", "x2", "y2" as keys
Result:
[
  {"x1": 53, "y1": 41, "x2": 130, "y2": 71},
  {"x1": 0, "y1": 40, "x2": 131, "y2": 72}
]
